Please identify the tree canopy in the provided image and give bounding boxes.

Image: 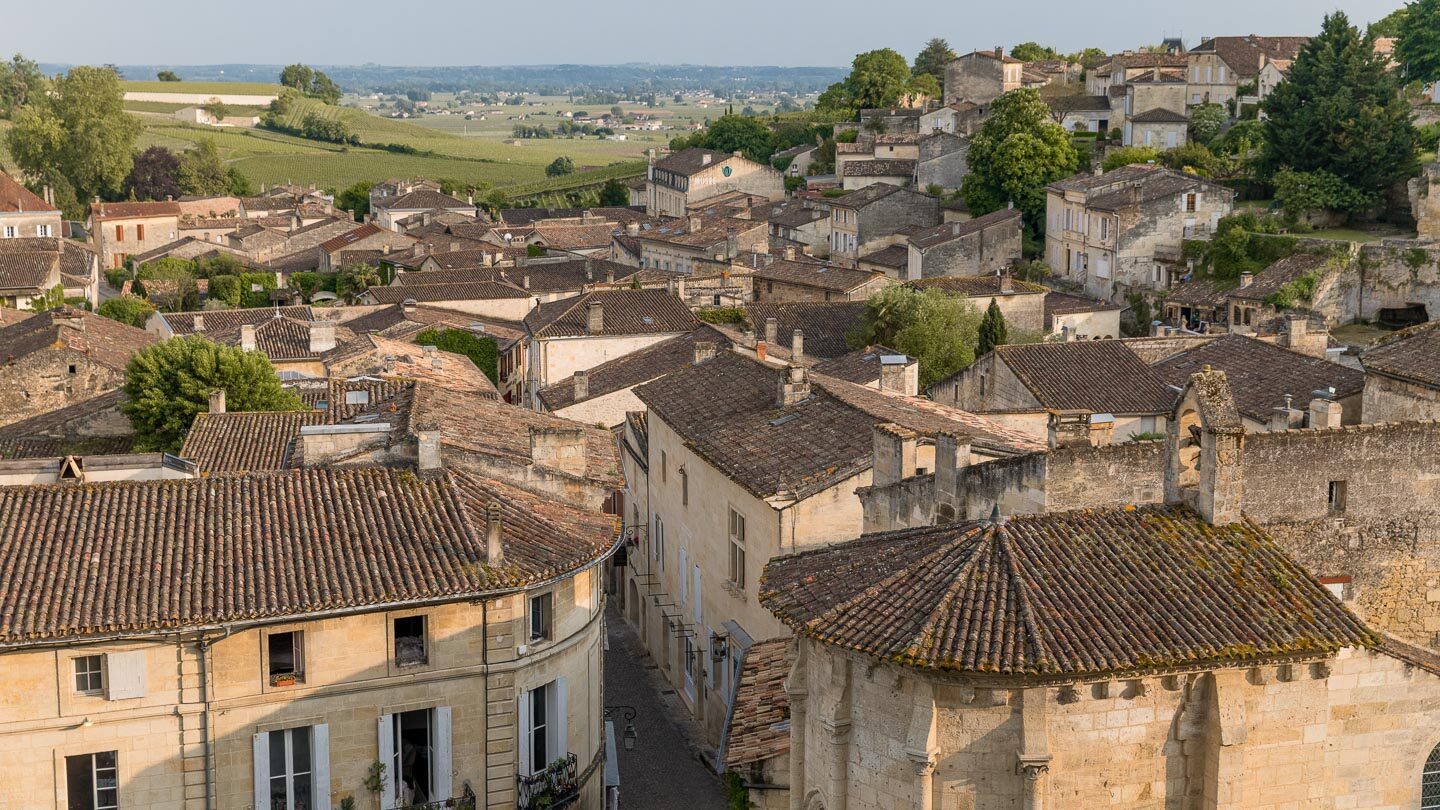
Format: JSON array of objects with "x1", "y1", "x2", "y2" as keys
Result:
[
  {"x1": 1396, "y1": 0, "x2": 1440, "y2": 84},
  {"x1": 817, "y1": 48, "x2": 916, "y2": 115},
  {"x1": 913, "y1": 38, "x2": 957, "y2": 84},
  {"x1": 598, "y1": 178, "x2": 630, "y2": 206},
  {"x1": 848, "y1": 286, "x2": 982, "y2": 389},
  {"x1": 977, "y1": 299, "x2": 1009, "y2": 356},
  {"x1": 545, "y1": 156, "x2": 575, "y2": 177},
  {"x1": 97, "y1": 295, "x2": 156, "y2": 328},
  {"x1": 124, "y1": 146, "x2": 183, "y2": 201},
  {"x1": 0, "y1": 54, "x2": 46, "y2": 119},
  {"x1": 123, "y1": 336, "x2": 304, "y2": 452},
  {"x1": 156, "y1": 70, "x2": 180, "y2": 82},
  {"x1": 279, "y1": 64, "x2": 341, "y2": 104},
  {"x1": 1260, "y1": 12, "x2": 1417, "y2": 213},
  {"x1": 960, "y1": 89, "x2": 1079, "y2": 234},
  {"x1": 689, "y1": 114, "x2": 775, "y2": 162},
  {"x1": 1010, "y1": 42, "x2": 1062, "y2": 62},
  {"x1": 336, "y1": 181, "x2": 374, "y2": 220},
  {"x1": 5, "y1": 65, "x2": 139, "y2": 215}
]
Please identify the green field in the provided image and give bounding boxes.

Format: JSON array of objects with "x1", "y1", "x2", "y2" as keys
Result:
[{"x1": 121, "y1": 80, "x2": 282, "y2": 95}]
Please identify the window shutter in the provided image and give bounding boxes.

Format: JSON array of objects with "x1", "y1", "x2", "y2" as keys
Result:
[
  {"x1": 312, "y1": 724, "x2": 330, "y2": 809},
  {"x1": 377, "y1": 714, "x2": 396, "y2": 810},
  {"x1": 252, "y1": 733, "x2": 270, "y2": 810},
  {"x1": 551, "y1": 678, "x2": 568, "y2": 764},
  {"x1": 692, "y1": 565, "x2": 702, "y2": 625},
  {"x1": 517, "y1": 689, "x2": 533, "y2": 776},
  {"x1": 433, "y1": 707, "x2": 453, "y2": 800},
  {"x1": 106, "y1": 650, "x2": 147, "y2": 700}
]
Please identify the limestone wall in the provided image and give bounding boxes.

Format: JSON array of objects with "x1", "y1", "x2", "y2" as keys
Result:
[
  {"x1": 1362, "y1": 372, "x2": 1440, "y2": 423},
  {"x1": 0, "y1": 348, "x2": 127, "y2": 429}
]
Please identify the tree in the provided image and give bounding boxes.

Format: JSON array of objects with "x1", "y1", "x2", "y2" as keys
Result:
[
  {"x1": 1370, "y1": 6, "x2": 1409, "y2": 37},
  {"x1": 1396, "y1": 0, "x2": 1440, "y2": 84},
  {"x1": 1102, "y1": 146, "x2": 1161, "y2": 171},
  {"x1": 960, "y1": 89, "x2": 1079, "y2": 234},
  {"x1": 414, "y1": 327, "x2": 499, "y2": 383},
  {"x1": 279, "y1": 64, "x2": 314, "y2": 93},
  {"x1": 226, "y1": 166, "x2": 256, "y2": 197},
  {"x1": 123, "y1": 336, "x2": 303, "y2": 452},
  {"x1": 1010, "y1": 42, "x2": 1062, "y2": 62},
  {"x1": 202, "y1": 97, "x2": 228, "y2": 122},
  {"x1": 336, "y1": 262, "x2": 382, "y2": 302},
  {"x1": 136, "y1": 257, "x2": 200, "y2": 311},
  {"x1": 1260, "y1": 12, "x2": 1417, "y2": 213},
  {"x1": 5, "y1": 65, "x2": 139, "y2": 213},
  {"x1": 27, "y1": 284, "x2": 65, "y2": 312},
  {"x1": 598, "y1": 178, "x2": 629, "y2": 206},
  {"x1": 545, "y1": 156, "x2": 575, "y2": 177},
  {"x1": 1159, "y1": 143, "x2": 1221, "y2": 177},
  {"x1": 977, "y1": 299, "x2": 1009, "y2": 356},
  {"x1": 1188, "y1": 103, "x2": 1227, "y2": 144},
  {"x1": 693, "y1": 114, "x2": 774, "y2": 162},
  {"x1": 904, "y1": 73, "x2": 942, "y2": 105},
  {"x1": 913, "y1": 38, "x2": 957, "y2": 84},
  {"x1": 279, "y1": 64, "x2": 341, "y2": 104},
  {"x1": 157, "y1": 70, "x2": 180, "y2": 82},
  {"x1": 0, "y1": 54, "x2": 46, "y2": 119},
  {"x1": 123, "y1": 146, "x2": 182, "y2": 201},
  {"x1": 177, "y1": 139, "x2": 230, "y2": 196},
  {"x1": 97, "y1": 294, "x2": 155, "y2": 327},
  {"x1": 610, "y1": 105, "x2": 624, "y2": 118},
  {"x1": 848, "y1": 286, "x2": 982, "y2": 389},
  {"x1": 844, "y1": 49, "x2": 913, "y2": 110}
]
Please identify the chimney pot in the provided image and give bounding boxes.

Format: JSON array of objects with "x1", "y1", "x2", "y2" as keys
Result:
[
  {"x1": 693, "y1": 341, "x2": 716, "y2": 364},
  {"x1": 208, "y1": 389, "x2": 226, "y2": 414},
  {"x1": 790, "y1": 329, "x2": 804, "y2": 363},
  {"x1": 486, "y1": 501, "x2": 504, "y2": 564},
  {"x1": 756, "y1": 341, "x2": 768, "y2": 361},
  {"x1": 587, "y1": 298, "x2": 604, "y2": 334},
  {"x1": 765, "y1": 317, "x2": 778, "y2": 345},
  {"x1": 240, "y1": 324, "x2": 256, "y2": 352},
  {"x1": 417, "y1": 428, "x2": 443, "y2": 471},
  {"x1": 783, "y1": 245, "x2": 795, "y2": 261},
  {"x1": 573, "y1": 370, "x2": 590, "y2": 400},
  {"x1": 308, "y1": 320, "x2": 336, "y2": 353},
  {"x1": 193, "y1": 315, "x2": 205, "y2": 332}
]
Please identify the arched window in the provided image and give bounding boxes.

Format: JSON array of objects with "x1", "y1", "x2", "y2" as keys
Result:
[{"x1": 1424, "y1": 743, "x2": 1440, "y2": 809}]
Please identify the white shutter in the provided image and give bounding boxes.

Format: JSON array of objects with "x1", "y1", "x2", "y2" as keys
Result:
[
  {"x1": 312, "y1": 724, "x2": 330, "y2": 809},
  {"x1": 106, "y1": 650, "x2": 147, "y2": 700},
  {"x1": 551, "y1": 678, "x2": 568, "y2": 763},
  {"x1": 252, "y1": 732, "x2": 270, "y2": 810},
  {"x1": 678, "y1": 547, "x2": 688, "y2": 604},
  {"x1": 692, "y1": 566, "x2": 702, "y2": 625},
  {"x1": 433, "y1": 707, "x2": 453, "y2": 800},
  {"x1": 377, "y1": 714, "x2": 396, "y2": 810},
  {"x1": 517, "y1": 689, "x2": 533, "y2": 776}
]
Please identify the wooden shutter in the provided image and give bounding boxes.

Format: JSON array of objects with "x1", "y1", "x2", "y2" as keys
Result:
[
  {"x1": 106, "y1": 650, "x2": 147, "y2": 700},
  {"x1": 137, "y1": 224, "x2": 145, "y2": 241},
  {"x1": 517, "y1": 689, "x2": 533, "y2": 775},
  {"x1": 551, "y1": 679, "x2": 568, "y2": 763},
  {"x1": 433, "y1": 707, "x2": 452, "y2": 800},
  {"x1": 312, "y1": 724, "x2": 330, "y2": 809},
  {"x1": 252, "y1": 733, "x2": 270, "y2": 810},
  {"x1": 377, "y1": 714, "x2": 396, "y2": 810}
]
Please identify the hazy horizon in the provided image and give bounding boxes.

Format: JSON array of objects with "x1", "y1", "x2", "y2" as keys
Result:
[{"x1": 0, "y1": 0, "x2": 1403, "y2": 69}]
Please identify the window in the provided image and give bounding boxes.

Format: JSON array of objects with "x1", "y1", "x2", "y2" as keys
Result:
[
  {"x1": 268, "y1": 727, "x2": 312, "y2": 810},
  {"x1": 1186, "y1": 193, "x2": 1198, "y2": 213},
  {"x1": 114, "y1": 225, "x2": 124, "y2": 242},
  {"x1": 521, "y1": 680, "x2": 566, "y2": 776},
  {"x1": 653, "y1": 515, "x2": 665, "y2": 569},
  {"x1": 679, "y1": 466, "x2": 688, "y2": 506},
  {"x1": 1328, "y1": 480, "x2": 1347, "y2": 513},
  {"x1": 979, "y1": 373, "x2": 988, "y2": 396},
  {"x1": 67, "y1": 751, "x2": 118, "y2": 810},
  {"x1": 529, "y1": 592, "x2": 553, "y2": 643},
  {"x1": 390, "y1": 708, "x2": 437, "y2": 803},
  {"x1": 267, "y1": 631, "x2": 303, "y2": 684},
  {"x1": 67, "y1": 363, "x2": 78, "y2": 375},
  {"x1": 2, "y1": 226, "x2": 14, "y2": 238},
  {"x1": 529, "y1": 687, "x2": 548, "y2": 773},
  {"x1": 394, "y1": 615, "x2": 427, "y2": 666},
  {"x1": 1100, "y1": 217, "x2": 1110, "y2": 241},
  {"x1": 1423, "y1": 742, "x2": 1440, "y2": 809},
  {"x1": 728, "y1": 508, "x2": 746, "y2": 588},
  {"x1": 343, "y1": 390, "x2": 369, "y2": 406},
  {"x1": 136, "y1": 224, "x2": 145, "y2": 241},
  {"x1": 74, "y1": 655, "x2": 105, "y2": 694},
  {"x1": 660, "y1": 450, "x2": 667, "y2": 482},
  {"x1": 37, "y1": 224, "x2": 51, "y2": 237}
]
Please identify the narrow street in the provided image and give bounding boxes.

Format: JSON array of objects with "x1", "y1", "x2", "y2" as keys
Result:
[{"x1": 604, "y1": 604, "x2": 730, "y2": 810}]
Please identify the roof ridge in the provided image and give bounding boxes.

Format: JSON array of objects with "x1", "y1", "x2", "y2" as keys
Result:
[
  {"x1": 996, "y1": 526, "x2": 1050, "y2": 672},
  {"x1": 900, "y1": 527, "x2": 1001, "y2": 669}
]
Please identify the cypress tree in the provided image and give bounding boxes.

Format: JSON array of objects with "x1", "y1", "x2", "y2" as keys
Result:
[{"x1": 977, "y1": 298, "x2": 1008, "y2": 356}]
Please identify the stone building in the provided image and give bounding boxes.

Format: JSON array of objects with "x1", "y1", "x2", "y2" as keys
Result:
[
  {"x1": 622, "y1": 345, "x2": 1042, "y2": 754},
  {"x1": 828, "y1": 184, "x2": 941, "y2": 268},
  {"x1": 903, "y1": 209, "x2": 1022, "y2": 280},
  {"x1": 1411, "y1": 162, "x2": 1439, "y2": 242},
  {"x1": 768, "y1": 204, "x2": 831, "y2": 258},
  {"x1": 632, "y1": 215, "x2": 769, "y2": 275},
  {"x1": 761, "y1": 501, "x2": 1440, "y2": 810},
  {"x1": 89, "y1": 201, "x2": 182, "y2": 270},
  {"x1": 646, "y1": 148, "x2": 784, "y2": 218},
  {"x1": 317, "y1": 223, "x2": 419, "y2": 272},
  {"x1": 943, "y1": 48, "x2": 1024, "y2": 105},
  {"x1": 1187, "y1": 35, "x2": 1308, "y2": 106},
  {"x1": 839, "y1": 159, "x2": 917, "y2": 192},
  {"x1": 0, "y1": 382, "x2": 622, "y2": 809},
  {"x1": 0, "y1": 169, "x2": 62, "y2": 239},
  {"x1": 0, "y1": 307, "x2": 158, "y2": 429},
  {"x1": 340, "y1": 302, "x2": 530, "y2": 402},
  {"x1": 1360, "y1": 320, "x2": 1440, "y2": 422},
  {"x1": 372, "y1": 188, "x2": 476, "y2": 231},
  {"x1": 752, "y1": 261, "x2": 891, "y2": 303},
  {"x1": 906, "y1": 274, "x2": 1047, "y2": 333},
  {"x1": 361, "y1": 278, "x2": 537, "y2": 320},
  {"x1": 1044, "y1": 291, "x2": 1123, "y2": 340},
  {"x1": 1118, "y1": 70, "x2": 1190, "y2": 147},
  {"x1": 1045, "y1": 165, "x2": 1234, "y2": 300},
  {"x1": 741, "y1": 302, "x2": 871, "y2": 361},
  {"x1": 0, "y1": 236, "x2": 99, "y2": 309}
]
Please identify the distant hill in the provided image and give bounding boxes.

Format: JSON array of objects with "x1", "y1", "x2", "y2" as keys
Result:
[{"x1": 43, "y1": 63, "x2": 846, "y2": 95}]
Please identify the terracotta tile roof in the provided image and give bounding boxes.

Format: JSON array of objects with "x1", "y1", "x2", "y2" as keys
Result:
[
  {"x1": 293, "y1": 378, "x2": 413, "y2": 421},
  {"x1": 842, "y1": 159, "x2": 916, "y2": 178},
  {"x1": 376, "y1": 189, "x2": 471, "y2": 211},
  {"x1": 207, "y1": 315, "x2": 335, "y2": 361},
  {"x1": 768, "y1": 205, "x2": 829, "y2": 229},
  {"x1": 635, "y1": 353, "x2": 1037, "y2": 500},
  {"x1": 908, "y1": 274, "x2": 1046, "y2": 297},
  {"x1": 1130, "y1": 108, "x2": 1190, "y2": 124},
  {"x1": 653, "y1": 148, "x2": 746, "y2": 177},
  {"x1": 0, "y1": 435, "x2": 134, "y2": 459},
  {"x1": 89, "y1": 201, "x2": 181, "y2": 221},
  {"x1": 624, "y1": 411, "x2": 648, "y2": 460},
  {"x1": 633, "y1": 216, "x2": 765, "y2": 250},
  {"x1": 1190, "y1": 36, "x2": 1309, "y2": 78},
  {"x1": 754, "y1": 260, "x2": 883, "y2": 293},
  {"x1": 318, "y1": 223, "x2": 385, "y2": 253},
  {"x1": 396, "y1": 259, "x2": 639, "y2": 295},
  {"x1": 857, "y1": 244, "x2": 908, "y2": 269},
  {"x1": 497, "y1": 207, "x2": 645, "y2": 227},
  {"x1": 724, "y1": 638, "x2": 793, "y2": 768},
  {"x1": 324, "y1": 334, "x2": 499, "y2": 398},
  {"x1": 1096, "y1": 53, "x2": 1189, "y2": 73},
  {"x1": 531, "y1": 224, "x2": 623, "y2": 250},
  {"x1": 829, "y1": 182, "x2": 923, "y2": 210},
  {"x1": 1228, "y1": 253, "x2": 1331, "y2": 302},
  {"x1": 744, "y1": 301, "x2": 868, "y2": 359},
  {"x1": 1165, "y1": 277, "x2": 1234, "y2": 308},
  {"x1": 1153, "y1": 335, "x2": 1363, "y2": 422},
  {"x1": 1051, "y1": 165, "x2": 1231, "y2": 212},
  {"x1": 989, "y1": 340, "x2": 1176, "y2": 415},
  {"x1": 0, "y1": 389, "x2": 128, "y2": 438},
  {"x1": 1047, "y1": 95, "x2": 1113, "y2": 113},
  {"x1": 810, "y1": 344, "x2": 905, "y2": 385},
  {"x1": 0, "y1": 250, "x2": 58, "y2": 291},
  {"x1": 365, "y1": 280, "x2": 532, "y2": 304},
  {"x1": 537, "y1": 326, "x2": 731, "y2": 410},
  {"x1": 0, "y1": 465, "x2": 618, "y2": 643},
  {"x1": 761, "y1": 505, "x2": 1374, "y2": 677},
  {"x1": 341, "y1": 304, "x2": 527, "y2": 349},
  {"x1": 162, "y1": 306, "x2": 315, "y2": 336},
  {"x1": 182, "y1": 410, "x2": 329, "y2": 472},
  {"x1": 1044, "y1": 291, "x2": 1122, "y2": 329},
  {"x1": 0, "y1": 306, "x2": 158, "y2": 370},
  {"x1": 1363, "y1": 321, "x2": 1440, "y2": 387},
  {"x1": 0, "y1": 170, "x2": 58, "y2": 214},
  {"x1": 525, "y1": 289, "x2": 696, "y2": 339}
]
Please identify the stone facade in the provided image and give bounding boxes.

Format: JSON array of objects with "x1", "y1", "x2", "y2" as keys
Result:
[
  {"x1": 1410, "y1": 163, "x2": 1439, "y2": 242},
  {"x1": 785, "y1": 635, "x2": 1440, "y2": 810},
  {"x1": 90, "y1": 204, "x2": 182, "y2": 270},
  {"x1": 943, "y1": 50, "x2": 1023, "y2": 105},
  {"x1": 646, "y1": 151, "x2": 784, "y2": 218},
  {"x1": 829, "y1": 187, "x2": 941, "y2": 267},
  {"x1": 1362, "y1": 370, "x2": 1440, "y2": 423},
  {"x1": 905, "y1": 214, "x2": 1023, "y2": 281}
]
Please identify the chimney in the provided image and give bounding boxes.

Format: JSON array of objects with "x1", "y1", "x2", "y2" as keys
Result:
[
  {"x1": 529, "y1": 426, "x2": 588, "y2": 476},
  {"x1": 783, "y1": 245, "x2": 795, "y2": 261},
  {"x1": 879, "y1": 355, "x2": 916, "y2": 395},
  {"x1": 193, "y1": 314, "x2": 206, "y2": 332},
  {"x1": 485, "y1": 502, "x2": 504, "y2": 564},
  {"x1": 765, "y1": 317, "x2": 778, "y2": 346},
  {"x1": 240, "y1": 324, "x2": 256, "y2": 352},
  {"x1": 693, "y1": 341, "x2": 717, "y2": 364},
  {"x1": 1087, "y1": 413, "x2": 1116, "y2": 447},
  {"x1": 431, "y1": 353, "x2": 443, "y2": 371},
  {"x1": 756, "y1": 341, "x2": 768, "y2": 361},
  {"x1": 587, "y1": 299, "x2": 604, "y2": 334},
  {"x1": 573, "y1": 369, "x2": 589, "y2": 400},
  {"x1": 1047, "y1": 410, "x2": 1093, "y2": 449},
  {"x1": 994, "y1": 46, "x2": 1004, "y2": 59},
  {"x1": 626, "y1": 222, "x2": 640, "y2": 236},
  {"x1": 522, "y1": 273, "x2": 531, "y2": 290},
  {"x1": 423, "y1": 344, "x2": 438, "y2": 360},
  {"x1": 605, "y1": 267, "x2": 615, "y2": 284},
  {"x1": 208, "y1": 389, "x2": 226, "y2": 414},
  {"x1": 726, "y1": 229, "x2": 738, "y2": 259},
  {"x1": 1239, "y1": 272, "x2": 1254, "y2": 287},
  {"x1": 450, "y1": 242, "x2": 460, "y2": 252},
  {"x1": 871, "y1": 423, "x2": 917, "y2": 487},
  {"x1": 999, "y1": 273, "x2": 1013, "y2": 294},
  {"x1": 790, "y1": 329, "x2": 804, "y2": 364},
  {"x1": 1309, "y1": 392, "x2": 1343, "y2": 430},
  {"x1": 777, "y1": 361, "x2": 810, "y2": 407},
  {"x1": 584, "y1": 258, "x2": 594, "y2": 281},
  {"x1": 701, "y1": 153, "x2": 712, "y2": 166},
  {"x1": 676, "y1": 276, "x2": 686, "y2": 300},
  {"x1": 309, "y1": 320, "x2": 336, "y2": 353},
  {"x1": 933, "y1": 431, "x2": 972, "y2": 520},
  {"x1": 402, "y1": 298, "x2": 417, "y2": 315},
  {"x1": 1269, "y1": 394, "x2": 1304, "y2": 431},
  {"x1": 417, "y1": 428, "x2": 442, "y2": 471},
  {"x1": 688, "y1": 215, "x2": 702, "y2": 232}
]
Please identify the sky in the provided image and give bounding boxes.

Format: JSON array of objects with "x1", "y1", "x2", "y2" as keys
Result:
[{"x1": 0, "y1": 0, "x2": 1404, "y2": 68}]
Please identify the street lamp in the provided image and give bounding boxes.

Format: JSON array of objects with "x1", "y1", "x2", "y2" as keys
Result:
[{"x1": 605, "y1": 705, "x2": 639, "y2": 750}]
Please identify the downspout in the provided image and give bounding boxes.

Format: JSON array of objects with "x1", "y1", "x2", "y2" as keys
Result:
[{"x1": 196, "y1": 627, "x2": 231, "y2": 810}]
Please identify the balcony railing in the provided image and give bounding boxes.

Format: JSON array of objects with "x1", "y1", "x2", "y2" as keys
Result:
[
  {"x1": 404, "y1": 784, "x2": 477, "y2": 810},
  {"x1": 518, "y1": 753, "x2": 580, "y2": 809}
]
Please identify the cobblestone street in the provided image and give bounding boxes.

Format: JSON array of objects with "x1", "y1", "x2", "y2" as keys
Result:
[{"x1": 605, "y1": 605, "x2": 730, "y2": 810}]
